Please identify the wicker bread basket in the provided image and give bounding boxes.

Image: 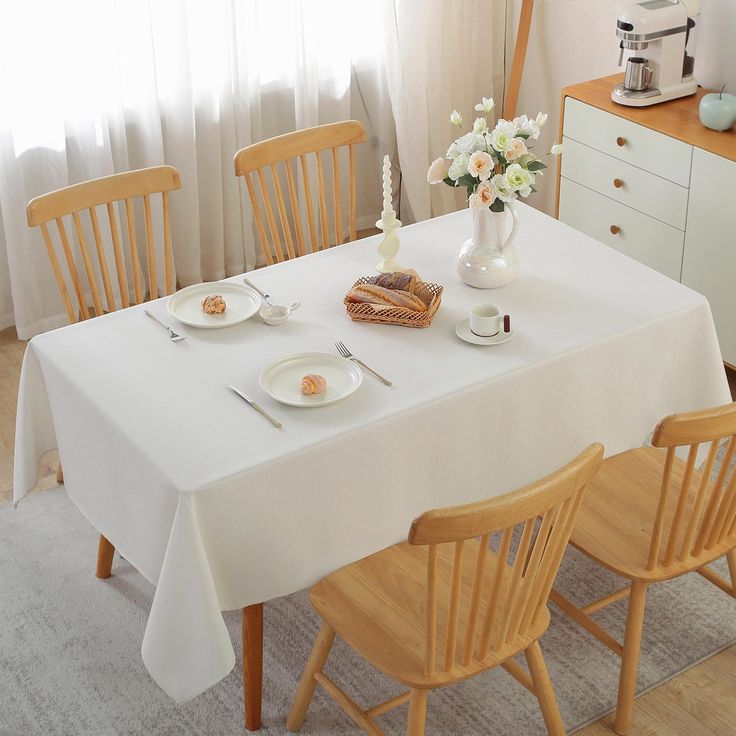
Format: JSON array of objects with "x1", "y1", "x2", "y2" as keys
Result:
[{"x1": 343, "y1": 275, "x2": 443, "y2": 328}]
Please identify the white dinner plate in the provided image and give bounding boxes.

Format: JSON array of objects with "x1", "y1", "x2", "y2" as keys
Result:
[
  {"x1": 259, "y1": 352, "x2": 363, "y2": 407},
  {"x1": 167, "y1": 282, "x2": 260, "y2": 329}
]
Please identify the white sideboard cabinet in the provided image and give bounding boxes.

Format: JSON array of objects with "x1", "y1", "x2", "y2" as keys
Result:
[{"x1": 557, "y1": 75, "x2": 736, "y2": 367}]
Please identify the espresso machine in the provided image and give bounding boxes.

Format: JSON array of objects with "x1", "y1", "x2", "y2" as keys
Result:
[{"x1": 613, "y1": 0, "x2": 700, "y2": 107}]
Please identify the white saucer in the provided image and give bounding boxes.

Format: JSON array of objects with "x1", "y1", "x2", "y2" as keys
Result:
[{"x1": 455, "y1": 319, "x2": 514, "y2": 346}]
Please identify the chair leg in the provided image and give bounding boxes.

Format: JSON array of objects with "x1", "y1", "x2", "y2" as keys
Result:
[
  {"x1": 727, "y1": 550, "x2": 736, "y2": 597},
  {"x1": 613, "y1": 580, "x2": 648, "y2": 736},
  {"x1": 96, "y1": 534, "x2": 115, "y2": 578},
  {"x1": 287, "y1": 622, "x2": 336, "y2": 732},
  {"x1": 243, "y1": 603, "x2": 264, "y2": 731},
  {"x1": 524, "y1": 641, "x2": 565, "y2": 736},
  {"x1": 406, "y1": 689, "x2": 428, "y2": 736}
]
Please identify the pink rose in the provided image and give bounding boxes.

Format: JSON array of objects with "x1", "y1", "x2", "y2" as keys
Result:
[
  {"x1": 469, "y1": 180, "x2": 497, "y2": 208},
  {"x1": 504, "y1": 137, "x2": 528, "y2": 161},
  {"x1": 427, "y1": 157, "x2": 448, "y2": 184},
  {"x1": 468, "y1": 151, "x2": 494, "y2": 181}
]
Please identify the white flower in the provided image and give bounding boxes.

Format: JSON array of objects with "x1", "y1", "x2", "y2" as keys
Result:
[
  {"x1": 467, "y1": 151, "x2": 494, "y2": 180},
  {"x1": 427, "y1": 157, "x2": 448, "y2": 184},
  {"x1": 491, "y1": 173, "x2": 516, "y2": 203},
  {"x1": 446, "y1": 142, "x2": 460, "y2": 159},
  {"x1": 513, "y1": 114, "x2": 542, "y2": 140},
  {"x1": 449, "y1": 110, "x2": 463, "y2": 126},
  {"x1": 489, "y1": 120, "x2": 517, "y2": 152},
  {"x1": 506, "y1": 163, "x2": 534, "y2": 192},
  {"x1": 503, "y1": 137, "x2": 528, "y2": 162},
  {"x1": 536, "y1": 112, "x2": 548, "y2": 127},
  {"x1": 447, "y1": 153, "x2": 470, "y2": 181},
  {"x1": 550, "y1": 143, "x2": 564, "y2": 155},
  {"x1": 474, "y1": 96, "x2": 495, "y2": 114},
  {"x1": 454, "y1": 131, "x2": 486, "y2": 156},
  {"x1": 473, "y1": 117, "x2": 488, "y2": 134}
]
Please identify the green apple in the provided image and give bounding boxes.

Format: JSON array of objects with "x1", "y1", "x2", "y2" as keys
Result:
[{"x1": 700, "y1": 88, "x2": 736, "y2": 132}]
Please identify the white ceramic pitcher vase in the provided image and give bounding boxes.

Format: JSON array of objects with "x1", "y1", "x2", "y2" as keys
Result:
[{"x1": 456, "y1": 202, "x2": 519, "y2": 289}]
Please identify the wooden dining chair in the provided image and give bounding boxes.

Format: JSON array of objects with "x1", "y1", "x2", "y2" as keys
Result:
[
  {"x1": 26, "y1": 165, "x2": 182, "y2": 579},
  {"x1": 287, "y1": 444, "x2": 604, "y2": 736},
  {"x1": 551, "y1": 402, "x2": 736, "y2": 735},
  {"x1": 234, "y1": 121, "x2": 367, "y2": 266}
]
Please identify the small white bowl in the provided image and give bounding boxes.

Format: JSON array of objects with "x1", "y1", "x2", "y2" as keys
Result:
[{"x1": 260, "y1": 302, "x2": 300, "y2": 326}]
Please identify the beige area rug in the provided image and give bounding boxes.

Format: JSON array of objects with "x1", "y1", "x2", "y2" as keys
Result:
[{"x1": 1, "y1": 488, "x2": 735, "y2": 736}]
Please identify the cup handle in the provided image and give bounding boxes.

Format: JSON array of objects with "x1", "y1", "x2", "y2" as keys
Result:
[
  {"x1": 502, "y1": 200, "x2": 520, "y2": 254},
  {"x1": 644, "y1": 66, "x2": 652, "y2": 87}
]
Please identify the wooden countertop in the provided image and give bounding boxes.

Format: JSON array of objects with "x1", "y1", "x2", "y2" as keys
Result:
[{"x1": 562, "y1": 74, "x2": 736, "y2": 163}]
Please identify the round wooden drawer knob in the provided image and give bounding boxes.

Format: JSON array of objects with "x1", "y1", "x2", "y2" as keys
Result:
[
  {"x1": 613, "y1": 178, "x2": 624, "y2": 189},
  {"x1": 616, "y1": 136, "x2": 626, "y2": 147},
  {"x1": 610, "y1": 225, "x2": 621, "y2": 235}
]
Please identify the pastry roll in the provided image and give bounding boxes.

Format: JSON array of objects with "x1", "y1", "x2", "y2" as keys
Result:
[
  {"x1": 201, "y1": 295, "x2": 227, "y2": 314},
  {"x1": 300, "y1": 374, "x2": 327, "y2": 395}
]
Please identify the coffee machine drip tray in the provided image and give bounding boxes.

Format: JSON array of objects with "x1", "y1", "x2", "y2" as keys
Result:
[
  {"x1": 612, "y1": 78, "x2": 697, "y2": 107},
  {"x1": 613, "y1": 83, "x2": 662, "y2": 101}
]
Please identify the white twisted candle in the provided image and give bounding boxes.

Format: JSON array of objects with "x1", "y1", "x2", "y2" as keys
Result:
[{"x1": 382, "y1": 154, "x2": 395, "y2": 218}]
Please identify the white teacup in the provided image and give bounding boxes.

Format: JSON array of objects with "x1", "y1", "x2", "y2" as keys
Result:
[{"x1": 469, "y1": 303, "x2": 502, "y2": 337}]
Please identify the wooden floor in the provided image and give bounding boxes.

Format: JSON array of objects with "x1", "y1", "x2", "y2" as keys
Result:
[{"x1": 2, "y1": 323, "x2": 736, "y2": 735}]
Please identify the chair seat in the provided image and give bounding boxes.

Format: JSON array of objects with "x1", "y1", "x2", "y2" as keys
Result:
[
  {"x1": 570, "y1": 446, "x2": 733, "y2": 581},
  {"x1": 310, "y1": 538, "x2": 551, "y2": 689}
]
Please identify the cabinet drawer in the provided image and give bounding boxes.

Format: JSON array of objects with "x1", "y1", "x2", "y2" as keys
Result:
[
  {"x1": 559, "y1": 178, "x2": 684, "y2": 282},
  {"x1": 563, "y1": 98, "x2": 692, "y2": 187},
  {"x1": 561, "y1": 136, "x2": 689, "y2": 230}
]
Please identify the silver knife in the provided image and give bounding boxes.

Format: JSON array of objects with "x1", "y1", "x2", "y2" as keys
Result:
[{"x1": 228, "y1": 385, "x2": 282, "y2": 428}]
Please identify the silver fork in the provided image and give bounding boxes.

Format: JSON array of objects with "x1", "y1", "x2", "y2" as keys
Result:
[
  {"x1": 335, "y1": 341, "x2": 392, "y2": 386},
  {"x1": 145, "y1": 309, "x2": 187, "y2": 343}
]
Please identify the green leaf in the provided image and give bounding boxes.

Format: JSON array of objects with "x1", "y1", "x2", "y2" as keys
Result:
[
  {"x1": 527, "y1": 160, "x2": 547, "y2": 171},
  {"x1": 490, "y1": 198, "x2": 505, "y2": 213},
  {"x1": 442, "y1": 177, "x2": 455, "y2": 187},
  {"x1": 454, "y1": 174, "x2": 478, "y2": 189},
  {"x1": 516, "y1": 132, "x2": 530, "y2": 140}
]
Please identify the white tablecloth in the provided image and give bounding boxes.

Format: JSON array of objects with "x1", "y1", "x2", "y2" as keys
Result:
[{"x1": 14, "y1": 205, "x2": 730, "y2": 703}]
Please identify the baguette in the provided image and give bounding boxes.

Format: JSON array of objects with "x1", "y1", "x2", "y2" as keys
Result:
[
  {"x1": 346, "y1": 284, "x2": 428, "y2": 312},
  {"x1": 366, "y1": 271, "x2": 418, "y2": 293}
]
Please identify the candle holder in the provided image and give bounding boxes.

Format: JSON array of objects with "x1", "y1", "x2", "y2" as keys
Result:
[{"x1": 376, "y1": 154, "x2": 403, "y2": 273}]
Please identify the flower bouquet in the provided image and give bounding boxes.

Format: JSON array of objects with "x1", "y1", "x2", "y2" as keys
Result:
[
  {"x1": 427, "y1": 96, "x2": 562, "y2": 288},
  {"x1": 427, "y1": 96, "x2": 562, "y2": 211}
]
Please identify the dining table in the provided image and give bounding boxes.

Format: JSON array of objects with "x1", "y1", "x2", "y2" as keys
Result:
[{"x1": 13, "y1": 203, "x2": 731, "y2": 730}]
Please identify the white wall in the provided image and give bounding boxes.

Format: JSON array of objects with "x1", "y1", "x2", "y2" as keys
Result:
[{"x1": 507, "y1": 0, "x2": 736, "y2": 217}]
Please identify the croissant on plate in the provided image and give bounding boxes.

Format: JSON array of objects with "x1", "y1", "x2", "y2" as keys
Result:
[
  {"x1": 201, "y1": 295, "x2": 227, "y2": 314},
  {"x1": 300, "y1": 374, "x2": 327, "y2": 395}
]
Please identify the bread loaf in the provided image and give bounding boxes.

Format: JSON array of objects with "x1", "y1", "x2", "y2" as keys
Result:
[
  {"x1": 367, "y1": 271, "x2": 418, "y2": 293},
  {"x1": 345, "y1": 284, "x2": 428, "y2": 312}
]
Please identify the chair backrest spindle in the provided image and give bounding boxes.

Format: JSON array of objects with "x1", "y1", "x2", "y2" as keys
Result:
[
  {"x1": 234, "y1": 121, "x2": 367, "y2": 263},
  {"x1": 409, "y1": 444, "x2": 603, "y2": 675},
  {"x1": 647, "y1": 403, "x2": 736, "y2": 572},
  {"x1": 27, "y1": 166, "x2": 181, "y2": 321}
]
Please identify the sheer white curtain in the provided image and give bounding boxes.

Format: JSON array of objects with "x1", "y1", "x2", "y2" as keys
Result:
[
  {"x1": 0, "y1": 0, "x2": 394, "y2": 339},
  {"x1": 383, "y1": 0, "x2": 506, "y2": 223}
]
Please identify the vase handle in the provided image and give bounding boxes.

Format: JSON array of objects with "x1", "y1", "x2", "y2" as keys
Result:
[{"x1": 502, "y1": 201, "x2": 519, "y2": 254}]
